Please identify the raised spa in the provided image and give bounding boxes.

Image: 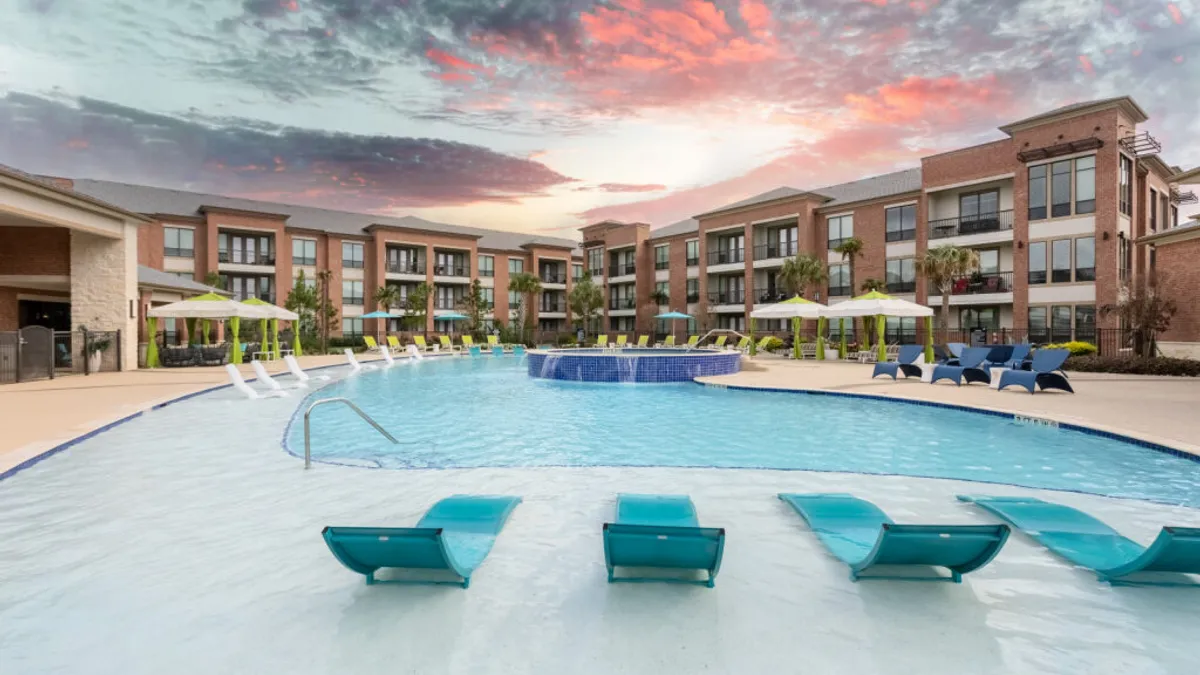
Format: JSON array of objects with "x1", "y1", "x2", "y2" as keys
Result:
[{"x1": 526, "y1": 348, "x2": 741, "y2": 383}]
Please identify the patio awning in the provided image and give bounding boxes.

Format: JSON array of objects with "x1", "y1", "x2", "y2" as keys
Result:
[
  {"x1": 242, "y1": 297, "x2": 299, "y2": 321},
  {"x1": 821, "y1": 290, "x2": 933, "y2": 318},
  {"x1": 750, "y1": 296, "x2": 826, "y2": 319},
  {"x1": 148, "y1": 292, "x2": 272, "y2": 319}
]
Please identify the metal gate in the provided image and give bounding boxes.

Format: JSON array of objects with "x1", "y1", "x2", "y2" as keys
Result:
[{"x1": 0, "y1": 325, "x2": 55, "y2": 384}]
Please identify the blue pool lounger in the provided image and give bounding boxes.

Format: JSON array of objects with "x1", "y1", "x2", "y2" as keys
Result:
[
  {"x1": 512, "y1": 345, "x2": 526, "y2": 356},
  {"x1": 872, "y1": 345, "x2": 925, "y2": 380},
  {"x1": 491, "y1": 345, "x2": 504, "y2": 356},
  {"x1": 778, "y1": 493, "x2": 1010, "y2": 583},
  {"x1": 323, "y1": 495, "x2": 521, "y2": 587},
  {"x1": 957, "y1": 495, "x2": 1200, "y2": 586},
  {"x1": 930, "y1": 346, "x2": 993, "y2": 386},
  {"x1": 603, "y1": 494, "x2": 725, "y2": 587}
]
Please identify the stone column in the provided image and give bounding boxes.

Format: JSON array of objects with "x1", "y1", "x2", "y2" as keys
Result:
[{"x1": 70, "y1": 224, "x2": 138, "y2": 370}]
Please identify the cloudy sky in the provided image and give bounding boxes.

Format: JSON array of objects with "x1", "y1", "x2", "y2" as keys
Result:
[{"x1": 1, "y1": 0, "x2": 1197, "y2": 236}]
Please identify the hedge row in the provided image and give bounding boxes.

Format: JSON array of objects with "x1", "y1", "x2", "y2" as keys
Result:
[{"x1": 1065, "y1": 355, "x2": 1200, "y2": 377}]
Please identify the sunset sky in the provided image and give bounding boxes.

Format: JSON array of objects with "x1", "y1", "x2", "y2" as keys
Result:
[{"x1": 1, "y1": 0, "x2": 1197, "y2": 237}]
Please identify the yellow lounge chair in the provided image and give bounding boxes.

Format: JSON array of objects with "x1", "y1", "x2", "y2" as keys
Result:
[
  {"x1": 754, "y1": 336, "x2": 773, "y2": 354},
  {"x1": 615, "y1": 335, "x2": 628, "y2": 347},
  {"x1": 686, "y1": 335, "x2": 699, "y2": 348},
  {"x1": 487, "y1": 335, "x2": 499, "y2": 347},
  {"x1": 596, "y1": 335, "x2": 609, "y2": 347},
  {"x1": 462, "y1": 335, "x2": 475, "y2": 349},
  {"x1": 413, "y1": 336, "x2": 433, "y2": 352},
  {"x1": 736, "y1": 336, "x2": 752, "y2": 352},
  {"x1": 713, "y1": 335, "x2": 727, "y2": 348},
  {"x1": 636, "y1": 335, "x2": 649, "y2": 348},
  {"x1": 660, "y1": 335, "x2": 676, "y2": 347},
  {"x1": 439, "y1": 335, "x2": 461, "y2": 352},
  {"x1": 386, "y1": 335, "x2": 403, "y2": 354},
  {"x1": 363, "y1": 336, "x2": 379, "y2": 350}
]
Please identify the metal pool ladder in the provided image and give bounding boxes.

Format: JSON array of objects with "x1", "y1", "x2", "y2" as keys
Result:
[{"x1": 303, "y1": 397, "x2": 398, "y2": 469}]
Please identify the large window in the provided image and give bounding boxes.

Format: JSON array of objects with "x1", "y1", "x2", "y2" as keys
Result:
[
  {"x1": 587, "y1": 248, "x2": 604, "y2": 275},
  {"x1": 219, "y1": 233, "x2": 272, "y2": 264},
  {"x1": 960, "y1": 307, "x2": 1000, "y2": 330},
  {"x1": 1050, "y1": 160, "x2": 1072, "y2": 218},
  {"x1": 435, "y1": 251, "x2": 467, "y2": 276},
  {"x1": 1029, "y1": 305, "x2": 1105, "y2": 348},
  {"x1": 1171, "y1": 204, "x2": 1179, "y2": 229},
  {"x1": 435, "y1": 285, "x2": 464, "y2": 310},
  {"x1": 1150, "y1": 188, "x2": 1159, "y2": 232},
  {"x1": 1161, "y1": 193, "x2": 1170, "y2": 233},
  {"x1": 572, "y1": 263, "x2": 583, "y2": 281},
  {"x1": 827, "y1": 215, "x2": 853, "y2": 250},
  {"x1": 1074, "y1": 156, "x2": 1096, "y2": 214},
  {"x1": 341, "y1": 318, "x2": 363, "y2": 336},
  {"x1": 959, "y1": 190, "x2": 999, "y2": 228},
  {"x1": 885, "y1": 258, "x2": 915, "y2": 293},
  {"x1": 776, "y1": 225, "x2": 799, "y2": 256},
  {"x1": 508, "y1": 290, "x2": 521, "y2": 311},
  {"x1": 656, "y1": 281, "x2": 669, "y2": 305},
  {"x1": 1051, "y1": 305, "x2": 1072, "y2": 342},
  {"x1": 686, "y1": 278, "x2": 699, "y2": 302},
  {"x1": 482, "y1": 287, "x2": 494, "y2": 310},
  {"x1": 1075, "y1": 236, "x2": 1095, "y2": 281},
  {"x1": 1028, "y1": 307, "x2": 1048, "y2": 342},
  {"x1": 978, "y1": 249, "x2": 1000, "y2": 274},
  {"x1": 1028, "y1": 165, "x2": 1047, "y2": 220},
  {"x1": 342, "y1": 280, "x2": 363, "y2": 305},
  {"x1": 685, "y1": 240, "x2": 699, "y2": 266},
  {"x1": 885, "y1": 204, "x2": 916, "y2": 242},
  {"x1": 508, "y1": 258, "x2": 524, "y2": 275},
  {"x1": 292, "y1": 239, "x2": 316, "y2": 266},
  {"x1": 655, "y1": 244, "x2": 670, "y2": 270},
  {"x1": 1076, "y1": 305, "x2": 1097, "y2": 341},
  {"x1": 1028, "y1": 241, "x2": 1047, "y2": 284},
  {"x1": 478, "y1": 254, "x2": 494, "y2": 277},
  {"x1": 885, "y1": 316, "x2": 917, "y2": 342},
  {"x1": 1051, "y1": 239, "x2": 1072, "y2": 283},
  {"x1": 1119, "y1": 155, "x2": 1133, "y2": 216},
  {"x1": 342, "y1": 242, "x2": 364, "y2": 269},
  {"x1": 164, "y1": 227, "x2": 194, "y2": 258},
  {"x1": 828, "y1": 263, "x2": 851, "y2": 296},
  {"x1": 222, "y1": 274, "x2": 274, "y2": 302}
]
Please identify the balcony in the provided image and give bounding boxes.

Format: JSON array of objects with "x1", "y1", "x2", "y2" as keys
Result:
[
  {"x1": 540, "y1": 301, "x2": 566, "y2": 313},
  {"x1": 886, "y1": 280, "x2": 916, "y2": 294},
  {"x1": 342, "y1": 296, "x2": 364, "y2": 306},
  {"x1": 434, "y1": 298, "x2": 463, "y2": 310},
  {"x1": 929, "y1": 210, "x2": 1014, "y2": 240},
  {"x1": 949, "y1": 271, "x2": 1013, "y2": 295},
  {"x1": 387, "y1": 260, "x2": 425, "y2": 275},
  {"x1": 655, "y1": 259, "x2": 670, "y2": 270},
  {"x1": 608, "y1": 297, "x2": 636, "y2": 310},
  {"x1": 218, "y1": 250, "x2": 275, "y2": 265},
  {"x1": 433, "y1": 264, "x2": 470, "y2": 277},
  {"x1": 540, "y1": 271, "x2": 566, "y2": 284},
  {"x1": 707, "y1": 290, "x2": 745, "y2": 305},
  {"x1": 609, "y1": 263, "x2": 636, "y2": 277},
  {"x1": 707, "y1": 248, "x2": 744, "y2": 265},
  {"x1": 686, "y1": 256, "x2": 700, "y2": 267},
  {"x1": 753, "y1": 242, "x2": 798, "y2": 260},
  {"x1": 754, "y1": 288, "x2": 789, "y2": 304}
]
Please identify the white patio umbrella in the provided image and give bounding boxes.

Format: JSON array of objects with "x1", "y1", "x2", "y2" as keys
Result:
[
  {"x1": 749, "y1": 296, "x2": 827, "y2": 359},
  {"x1": 147, "y1": 294, "x2": 272, "y2": 365},
  {"x1": 821, "y1": 290, "x2": 933, "y2": 362}
]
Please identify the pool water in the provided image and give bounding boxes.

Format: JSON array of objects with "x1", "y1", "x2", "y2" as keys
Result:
[{"x1": 289, "y1": 357, "x2": 1200, "y2": 506}]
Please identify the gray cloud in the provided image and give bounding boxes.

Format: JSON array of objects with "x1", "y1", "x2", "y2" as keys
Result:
[{"x1": 0, "y1": 92, "x2": 577, "y2": 210}]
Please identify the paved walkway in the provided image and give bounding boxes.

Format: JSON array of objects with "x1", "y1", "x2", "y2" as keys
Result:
[{"x1": 3, "y1": 354, "x2": 1198, "y2": 476}]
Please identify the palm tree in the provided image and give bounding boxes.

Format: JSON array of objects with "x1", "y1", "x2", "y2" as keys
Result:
[
  {"x1": 860, "y1": 278, "x2": 885, "y2": 293},
  {"x1": 404, "y1": 282, "x2": 431, "y2": 335},
  {"x1": 373, "y1": 284, "x2": 402, "y2": 313},
  {"x1": 916, "y1": 245, "x2": 980, "y2": 335},
  {"x1": 648, "y1": 288, "x2": 670, "y2": 307},
  {"x1": 859, "y1": 278, "x2": 886, "y2": 347},
  {"x1": 508, "y1": 272, "x2": 542, "y2": 342},
  {"x1": 777, "y1": 253, "x2": 827, "y2": 298},
  {"x1": 833, "y1": 237, "x2": 864, "y2": 293},
  {"x1": 569, "y1": 271, "x2": 604, "y2": 337}
]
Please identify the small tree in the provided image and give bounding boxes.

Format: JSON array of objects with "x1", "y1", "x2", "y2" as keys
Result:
[
  {"x1": 373, "y1": 284, "x2": 402, "y2": 313},
  {"x1": 833, "y1": 237, "x2": 864, "y2": 293},
  {"x1": 648, "y1": 288, "x2": 670, "y2": 307},
  {"x1": 203, "y1": 270, "x2": 223, "y2": 289},
  {"x1": 284, "y1": 271, "x2": 318, "y2": 336},
  {"x1": 314, "y1": 269, "x2": 339, "y2": 353},
  {"x1": 916, "y1": 245, "x2": 980, "y2": 337},
  {"x1": 1101, "y1": 275, "x2": 1176, "y2": 357},
  {"x1": 777, "y1": 253, "x2": 827, "y2": 298},
  {"x1": 569, "y1": 271, "x2": 604, "y2": 337},
  {"x1": 404, "y1": 282, "x2": 431, "y2": 335},
  {"x1": 508, "y1": 272, "x2": 542, "y2": 343},
  {"x1": 457, "y1": 279, "x2": 487, "y2": 337}
]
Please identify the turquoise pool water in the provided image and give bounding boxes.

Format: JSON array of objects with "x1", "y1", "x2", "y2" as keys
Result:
[{"x1": 287, "y1": 357, "x2": 1200, "y2": 506}]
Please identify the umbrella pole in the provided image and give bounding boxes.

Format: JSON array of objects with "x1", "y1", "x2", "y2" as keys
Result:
[
  {"x1": 924, "y1": 315, "x2": 934, "y2": 363},
  {"x1": 792, "y1": 316, "x2": 800, "y2": 360},
  {"x1": 816, "y1": 316, "x2": 825, "y2": 360}
]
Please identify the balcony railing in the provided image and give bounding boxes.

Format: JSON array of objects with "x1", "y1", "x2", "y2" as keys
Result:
[
  {"x1": 219, "y1": 251, "x2": 275, "y2": 265},
  {"x1": 609, "y1": 263, "x2": 636, "y2": 277},
  {"x1": 947, "y1": 271, "x2": 1013, "y2": 295},
  {"x1": 343, "y1": 296, "x2": 364, "y2": 306},
  {"x1": 434, "y1": 298, "x2": 463, "y2": 310},
  {"x1": 540, "y1": 302, "x2": 566, "y2": 313},
  {"x1": 686, "y1": 292, "x2": 700, "y2": 303},
  {"x1": 753, "y1": 242, "x2": 798, "y2": 260},
  {"x1": 754, "y1": 288, "x2": 789, "y2": 304},
  {"x1": 433, "y1": 264, "x2": 469, "y2": 277},
  {"x1": 929, "y1": 210, "x2": 1014, "y2": 240},
  {"x1": 292, "y1": 256, "x2": 316, "y2": 266},
  {"x1": 608, "y1": 297, "x2": 636, "y2": 310},
  {"x1": 686, "y1": 256, "x2": 699, "y2": 266},
  {"x1": 540, "y1": 271, "x2": 566, "y2": 284},
  {"x1": 387, "y1": 260, "x2": 425, "y2": 275},
  {"x1": 707, "y1": 248, "x2": 744, "y2": 265},
  {"x1": 655, "y1": 259, "x2": 670, "y2": 270},
  {"x1": 827, "y1": 285, "x2": 852, "y2": 297},
  {"x1": 885, "y1": 280, "x2": 916, "y2": 293},
  {"x1": 707, "y1": 290, "x2": 745, "y2": 305}
]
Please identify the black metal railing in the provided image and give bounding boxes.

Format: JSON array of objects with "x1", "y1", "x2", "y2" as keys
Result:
[
  {"x1": 929, "y1": 210, "x2": 1014, "y2": 240},
  {"x1": 342, "y1": 258, "x2": 364, "y2": 269},
  {"x1": 608, "y1": 298, "x2": 636, "y2": 310},
  {"x1": 540, "y1": 271, "x2": 566, "y2": 284},
  {"x1": 221, "y1": 250, "x2": 273, "y2": 264},
  {"x1": 434, "y1": 265, "x2": 470, "y2": 277},
  {"x1": 540, "y1": 302, "x2": 566, "y2": 313},
  {"x1": 292, "y1": 256, "x2": 316, "y2": 266},
  {"x1": 886, "y1": 280, "x2": 916, "y2": 293},
  {"x1": 655, "y1": 259, "x2": 670, "y2": 270},
  {"x1": 707, "y1": 290, "x2": 745, "y2": 304},
  {"x1": 754, "y1": 288, "x2": 789, "y2": 303},
  {"x1": 945, "y1": 271, "x2": 1013, "y2": 295},
  {"x1": 707, "y1": 248, "x2": 744, "y2": 265},
  {"x1": 609, "y1": 263, "x2": 636, "y2": 276},
  {"x1": 686, "y1": 256, "x2": 700, "y2": 266},
  {"x1": 753, "y1": 242, "x2": 798, "y2": 260},
  {"x1": 165, "y1": 247, "x2": 194, "y2": 258},
  {"x1": 827, "y1": 285, "x2": 852, "y2": 297},
  {"x1": 387, "y1": 260, "x2": 425, "y2": 275}
]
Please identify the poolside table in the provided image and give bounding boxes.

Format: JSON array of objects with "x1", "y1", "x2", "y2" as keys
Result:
[
  {"x1": 918, "y1": 362, "x2": 937, "y2": 383},
  {"x1": 988, "y1": 367, "x2": 1008, "y2": 389}
]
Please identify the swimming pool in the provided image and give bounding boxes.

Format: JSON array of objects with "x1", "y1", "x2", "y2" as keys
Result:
[{"x1": 288, "y1": 356, "x2": 1200, "y2": 506}]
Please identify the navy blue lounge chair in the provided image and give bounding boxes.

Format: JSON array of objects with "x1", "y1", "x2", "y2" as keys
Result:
[
  {"x1": 997, "y1": 349, "x2": 1073, "y2": 394},
  {"x1": 982, "y1": 344, "x2": 1014, "y2": 368},
  {"x1": 930, "y1": 347, "x2": 991, "y2": 385},
  {"x1": 1002, "y1": 343, "x2": 1032, "y2": 369},
  {"x1": 872, "y1": 345, "x2": 925, "y2": 380}
]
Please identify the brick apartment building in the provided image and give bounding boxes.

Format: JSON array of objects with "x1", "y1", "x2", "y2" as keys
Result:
[{"x1": 582, "y1": 97, "x2": 1199, "y2": 356}]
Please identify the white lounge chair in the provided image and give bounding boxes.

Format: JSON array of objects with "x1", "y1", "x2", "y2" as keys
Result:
[{"x1": 250, "y1": 360, "x2": 283, "y2": 391}]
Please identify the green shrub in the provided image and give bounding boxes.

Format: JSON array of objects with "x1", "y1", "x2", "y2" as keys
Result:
[
  {"x1": 1065, "y1": 355, "x2": 1200, "y2": 377},
  {"x1": 556, "y1": 334, "x2": 577, "y2": 346},
  {"x1": 1042, "y1": 341, "x2": 1097, "y2": 356},
  {"x1": 760, "y1": 336, "x2": 784, "y2": 352}
]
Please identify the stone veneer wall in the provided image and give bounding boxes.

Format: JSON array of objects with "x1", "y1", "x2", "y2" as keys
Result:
[{"x1": 70, "y1": 225, "x2": 138, "y2": 370}]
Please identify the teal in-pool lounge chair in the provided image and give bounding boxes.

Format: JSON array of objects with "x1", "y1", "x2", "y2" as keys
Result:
[
  {"x1": 778, "y1": 493, "x2": 1010, "y2": 583},
  {"x1": 603, "y1": 494, "x2": 725, "y2": 587},
  {"x1": 512, "y1": 345, "x2": 526, "y2": 356},
  {"x1": 958, "y1": 495, "x2": 1200, "y2": 585},
  {"x1": 468, "y1": 345, "x2": 482, "y2": 357},
  {"x1": 323, "y1": 495, "x2": 521, "y2": 587},
  {"x1": 491, "y1": 345, "x2": 504, "y2": 356}
]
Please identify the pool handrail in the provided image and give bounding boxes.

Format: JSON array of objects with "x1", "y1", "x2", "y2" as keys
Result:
[{"x1": 304, "y1": 397, "x2": 398, "y2": 469}]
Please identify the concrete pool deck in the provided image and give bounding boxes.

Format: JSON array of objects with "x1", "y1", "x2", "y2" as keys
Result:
[{"x1": 2, "y1": 353, "x2": 1198, "y2": 477}]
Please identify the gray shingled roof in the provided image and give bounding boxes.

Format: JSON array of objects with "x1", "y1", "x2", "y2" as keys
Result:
[
  {"x1": 813, "y1": 168, "x2": 923, "y2": 208},
  {"x1": 68, "y1": 179, "x2": 580, "y2": 253},
  {"x1": 650, "y1": 217, "x2": 698, "y2": 239},
  {"x1": 999, "y1": 96, "x2": 1147, "y2": 131},
  {"x1": 137, "y1": 265, "x2": 228, "y2": 296},
  {"x1": 693, "y1": 186, "x2": 808, "y2": 218}
]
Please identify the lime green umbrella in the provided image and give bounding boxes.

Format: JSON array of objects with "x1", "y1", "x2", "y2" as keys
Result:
[
  {"x1": 145, "y1": 316, "x2": 160, "y2": 368},
  {"x1": 824, "y1": 290, "x2": 934, "y2": 363},
  {"x1": 242, "y1": 297, "x2": 298, "y2": 360}
]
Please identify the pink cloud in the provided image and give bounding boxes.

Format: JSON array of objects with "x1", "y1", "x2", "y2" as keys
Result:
[
  {"x1": 426, "y1": 48, "x2": 485, "y2": 71},
  {"x1": 739, "y1": 0, "x2": 772, "y2": 33},
  {"x1": 1079, "y1": 54, "x2": 1095, "y2": 75},
  {"x1": 1167, "y1": 3, "x2": 1184, "y2": 25},
  {"x1": 845, "y1": 75, "x2": 1003, "y2": 123}
]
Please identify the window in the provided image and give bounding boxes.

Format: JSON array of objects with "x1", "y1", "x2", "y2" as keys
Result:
[
  {"x1": 686, "y1": 278, "x2": 699, "y2": 302},
  {"x1": 885, "y1": 258, "x2": 915, "y2": 293},
  {"x1": 885, "y1": 204, "x2": 916, "y2": 242},
  {"x1": 292, "y1": 239, "x2": 316, "y2": 266},
  {"x1": 959, "y1": 190, "x2": 1000, "y2": 230},
  {"x1": 435, "y1": 251, "x2": 466, "y2": 276},
  {"x1": 342, "y1": 242, "x2": 364, "y2": 269},
  {"x1": 223, "y1": 274, "x2": 274, "y2": 302},
  {"x1": 978, "y1": 249, "x2": 1000, "y2": 274},
  {"x1": 1171, "y1": 204, "x2": 1179, "y2": 230},
  {"x1": 587, "y1": 248, "x2": 604, "y2": 275},
  {"x1": 1074, "y1": 156, "x2": 1095, "y2": 214},
  {"x1": 1028, "y1": 165, "x2": 1047, "y2": 220},
  {"x1": 828, "y1": 263, "x2": 851, "y2": 296},
  {"x1": 1150, "y1": 188, "x2": 1159, "y2": 232},
  {"x1": 960, "y1": 307, "x2": 1000, "y2": 330},
  {"x1": 1161, "y1": 193, "x2": 1170, "y2": 234},
  {"x1": 341, "y1": 318, "x2": 363, "y2": 336},
  {"x1": 220, "y1": 233, "x2": 273, "y2": 264},
  {"x1": 1118, "y1": 233, "x2": 1131, "y2": 282},
  {"x1": 1051, "y1": 239, "x2": 1071, "y2": 283},
  {"x1": 709, "y1": 234, "x2": 743, "y2": 264},
  {"x1": 162, "y1": 318, "x2": 178, "y2": 345},
  {"x1": 170, "y1": 271, "x2": 195, "y2": 280},
  {"x1": 1028, "y1": 307, "x2": 1048, "y2": 343},
  {"x1": 1075, "y1": 236, "x2": 1095, "y2": 281},
  {"x1": 508, "y1": 258, "x2": 524, "y2": 275},
  {"x1": 1075, "y1": 305, "x2": 1096, "y2": 341},
  {"x1": 885, "y1": 317, "x2": 917, "y2": 342},
  {"x1": 1119, "y1": 155, "x2": 1133, "y2": 216},
  {"x1": 1028, "y1": 241, "x2": 1047, "y2": 284},
  {"x1": 164, "y1": 227, "x2": 194, "y2": 258},
  {"x1": 294, "y1": 273, "x2": 316, "y2": 290},
  {"x1": 1050, "y1": 160, "x2": 1072, "y2": 218},
  {"x1": 478, "y1": 255, "x2": 494, "y2": 277},
  {"x1": 508, "y1": 290, "x2": 521, "y2": 311},
  {"x1": 827, "y1": 215, "x2": 853, "y2": 250},
  {"x1": 435, "y1": 285, "x2": 464, "y2": 310},
  {"x1": 656, "y1": 281, "x2": 669, "y2": 305},
  {"x1": 685, "y1": 240, "x2": 699, "y2": 266},
  {"x1": 342, "y1": 280, "x2": 363, "y2": 305},
  {"x1": 1051, "y1": 305, "x2": 1072, "y2": 342},
  {"x1": 572, "y1": 263, "x2": 583, "y2": 281},
  {"x1": 655, "y1": 244, "x2": 670, "y2": 270},
  {"x1": 482, "y1": 287, "x2": 494, "y2": 310},
  {"x1": 775, "y1": 225, "x2": 799, "y2": 256}
]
